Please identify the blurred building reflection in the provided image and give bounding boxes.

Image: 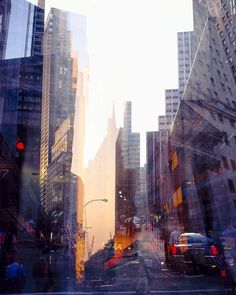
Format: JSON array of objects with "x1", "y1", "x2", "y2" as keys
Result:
[
  {"x1": 47, "y1": 114, "x2": 74, "y2": 242},
  {"x1": 0, "y1": 0, "x2": 44, "y2": 231},
  {"x1": 152, "y1": 1, "x2": 236, "y2": 272},
  {"x1": 0, "y1": 0, "x2": 44, "y2": 60},
  {"x1": 115, "y1": 101, "x2": 140, "y2": 251},
  {"x1": 0, "y1": 0, "x2": 11, "y2": 60},
  {"x1": 0, "y1": 132, "x2": 20, "y2": 233},
  {"x1": 39, "y1": 7, "x2": 89, "y2": 282},
  {"x1": 158, "y1": 30, "x2": 194, "y2": 131},
  {"x1": 84, "y1": 106, "x2": 118, "y2": 257}
]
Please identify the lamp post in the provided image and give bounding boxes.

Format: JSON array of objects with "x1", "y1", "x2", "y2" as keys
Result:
[
  {"x1": 83, "y1": 198, "x2": 108, "y2": 209},
  {"x1": 75, "y1": 198, "x2": 109, "y2": 283},
  {"x1": 83, "y1": 198, "x2": 108, "y2": 257}
]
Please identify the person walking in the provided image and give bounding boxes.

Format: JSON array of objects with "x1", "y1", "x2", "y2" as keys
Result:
[{"x1": 3, "y1": 250, "x2": 26, "y2": 293}]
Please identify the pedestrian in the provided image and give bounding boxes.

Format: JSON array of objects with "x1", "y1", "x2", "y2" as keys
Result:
[
  {"x1": 136, "y1": 259, "x2": 150, "y2": 294},
  {"x1": 169, "y1": 226, "x2": 181, "y2": 246},
  {"x1": 3, "y1": 250, "x2": 26, "y2": 293}
]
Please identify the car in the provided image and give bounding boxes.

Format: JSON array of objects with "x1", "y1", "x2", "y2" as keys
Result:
[
  {"x1": 123, "y1": 240, "x2": 142, "y2": 258},
  {"x1": 169, "y1": 233, "x2": 226, "y2": 275}
]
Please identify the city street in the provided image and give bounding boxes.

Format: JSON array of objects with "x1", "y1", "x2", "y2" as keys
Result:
[
  {"x1": 81, "y1": 228, "x2": 236, "y2": 294},
  {"x1": 96, "y1": 256, "x2": 235, "y2": 294},
  {"x1": 1, "y1": 0, "x2": 236, "y2": 294}
]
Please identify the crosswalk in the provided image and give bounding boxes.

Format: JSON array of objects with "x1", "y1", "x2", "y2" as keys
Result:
[{"x1": 149, "y1": 270, "x2": 183, "y2": 279}]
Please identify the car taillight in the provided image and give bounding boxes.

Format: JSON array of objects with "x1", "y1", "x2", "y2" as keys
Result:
[
  {"x1": 220, "y1": 269, "x2": 226, "y2": 277},
  {"x1": 210, "y1": 246, "x2": 217, "y2": 255},
  {"x1": 172, "y1": 245, "x2": 177, "y2": 255}
]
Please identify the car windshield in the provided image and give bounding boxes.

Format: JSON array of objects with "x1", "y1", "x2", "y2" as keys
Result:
[
  {"x1": 1, "y1": 0, "x2": 236, "y2": 294},
  {"x1": 179, "y1": 235, "x2": 208, "y2": 244}
]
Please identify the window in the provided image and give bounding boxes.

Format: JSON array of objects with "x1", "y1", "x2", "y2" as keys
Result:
[
  {"x1": 224, "y1": 132, "x2": 230, "y2": 145},
  {"x1": 222, "y1": 156, "x2": 229, "y2": 169},
  {"x1": 218, "y1": 113, "x2": 223, "y2": 122},
  {"x1": 210, "y1": 112, "x2": 216, "y2": 119},
  {"x1": 230, "y1": 119, "x2": 235, "y2": 127},
  {"x1": 231, "y1": 160, "x2": 236, "y2": 170},
  {"x1": 223, "y1": 73, "x2": 228, "y2": 81},
  {"x1": 0, "y1": 14, "x2": 2, "y2": 31},
  {"x1": 228, "y1": 179, "x2": 236, "y2": 192}
]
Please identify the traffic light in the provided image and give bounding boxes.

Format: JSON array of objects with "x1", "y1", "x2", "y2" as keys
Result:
[{"x1": 16, "y1": 139, "x2": 25, "y2": 151}]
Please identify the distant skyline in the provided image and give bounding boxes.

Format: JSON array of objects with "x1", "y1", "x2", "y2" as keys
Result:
[{"x1": 29, "y1": 0, "x2": 193, "y2": 164}]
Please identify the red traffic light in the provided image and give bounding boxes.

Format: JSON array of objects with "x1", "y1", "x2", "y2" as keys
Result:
[{"x1": 16, "y1": 140, "x2": 25, "y2": 151}]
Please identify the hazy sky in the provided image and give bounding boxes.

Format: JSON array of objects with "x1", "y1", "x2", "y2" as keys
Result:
[
  {"x1": 30, "y1": 0, "x2": 193, "y2": 164},
  {"x1": 27, "y1": 0, "x2": 194, "y2": 253}
]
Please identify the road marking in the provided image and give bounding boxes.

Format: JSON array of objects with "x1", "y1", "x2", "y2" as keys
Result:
[
  {"x1": 149, "y1": 270, "x2": 184, "y2": 279},
  {"x1": 184, "y1": 274, "x2": 205, "y2": 278}
]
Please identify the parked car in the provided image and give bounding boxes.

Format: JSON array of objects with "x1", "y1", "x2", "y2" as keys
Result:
[{"x1": 169, "y1": 233, "x2": 226, "y2": 275}]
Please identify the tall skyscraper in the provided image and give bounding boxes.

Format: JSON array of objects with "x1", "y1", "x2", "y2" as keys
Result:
[
  {"x1": 0, "y1": 0, "x2": 44, "y2": 60},
  {"x1": 146, "y1": 131, "x2": 159, "y2": 215},
  {"x1": 0, "y1": 0, "x2": 11, "y2": 60},
  {"x1": 156, "y1": 0, "x2": 236, "y2": 242},
  {"x1": 121, "y1": 101, "x2": 140, "y2": 169},
  {"x1": 202, "y1": 0, "x2": 236, "y2": 83},
  {"x1": 158, "y1": 30, "x2": 194, "y2": 131},
  {"x1": 177, "y1": 31, "x2": 194, "y2": 96},
  {"x1": 115, "y1": 101, "x2": 140, "y2": 250},
  {"x1": 39, "y1": 8, "x2": 88, "y2": 212},
  {"x1": 0, "y1": 0, "x2": 44, "y2": 221},
  {"x1": 160, "y1": 89, "x2": 180, "y2": 131}
]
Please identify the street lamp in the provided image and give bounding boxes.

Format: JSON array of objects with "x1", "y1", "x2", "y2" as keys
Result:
[
  {"x1": 83, "y1": 198, "x2": 108, "y2": 209},
  {"x1": 82, "y1": 198, "x2": 108, "y2": 260}
]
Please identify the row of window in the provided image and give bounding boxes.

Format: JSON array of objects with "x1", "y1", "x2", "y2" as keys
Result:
[
  {"x1": 166, "y1": 109, "x2": 177, "y2": 113},
  {"x1": 222, "y1": 156, "x2": 236, "y2": 170},
  {"x1": 166, "y1": 96, "x2": 179, "y2": 100},
  {"x1": 19, "y1": 75, "x2": 41, "y2": 80},
  {"x1": 166, "y1": 102, "x2": 179, "y2": 107},
  {"x1": 211, "y1": 111, "x2": 236, "y2": 127}
]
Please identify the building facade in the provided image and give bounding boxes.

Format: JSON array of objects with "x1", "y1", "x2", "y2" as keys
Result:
[
  {"x1": 39, "y1": 8, "x2": 88, "y2": 212},
  {"x1": 115, "y1": 101, "x2": 140, "y2": 250},
  {"x1": 0, "y1": 0, "x2": 44, "y2": 223},
  {"x1": 157, "y1": 0, "x2": 236, "y2": 242},
  {"x1": 158, "y1": 30, "x2": 194, "y2": 132}
]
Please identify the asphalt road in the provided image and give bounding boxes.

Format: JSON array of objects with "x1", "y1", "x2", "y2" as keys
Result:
[
  {"x1": 84, "y1": 228, "x2": 236, "y2": 294},
  {"x1": 94, "y1": 256, "x2": 235, "y2": 294}
]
